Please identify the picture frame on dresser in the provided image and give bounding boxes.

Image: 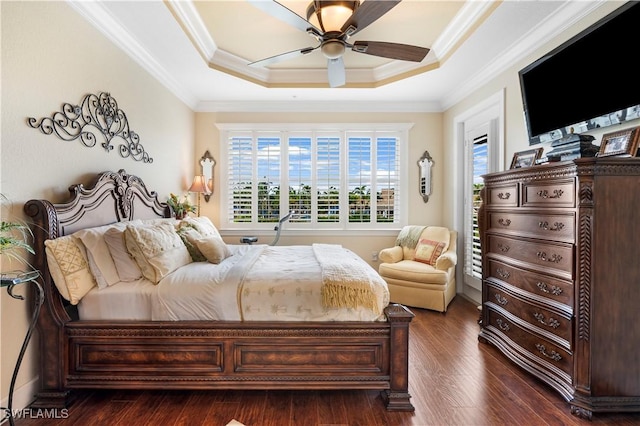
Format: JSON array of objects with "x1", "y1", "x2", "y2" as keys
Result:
[
  {"x1": 597, "y1": 126, "x2": 640, "y2": 157},
  {"x1": 509, "y1": 147, "x2": 543, "y2": 169}
]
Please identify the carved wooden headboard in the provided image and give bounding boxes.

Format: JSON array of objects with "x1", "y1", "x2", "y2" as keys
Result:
[{"x1": 24, "y1": 169, "x2": 171, "y2": 321}]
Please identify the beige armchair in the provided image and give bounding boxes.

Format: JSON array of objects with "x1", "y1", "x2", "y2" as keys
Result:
[{"x1": 378, "y1": 226, "x2": 457, "y2": 312}]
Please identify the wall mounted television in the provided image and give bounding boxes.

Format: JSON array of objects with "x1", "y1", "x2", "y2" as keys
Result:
[{"x1": 519, "y1": 1, "x2": 640, "y2": 145}]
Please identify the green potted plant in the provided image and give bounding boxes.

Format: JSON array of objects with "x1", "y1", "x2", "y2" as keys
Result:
[
  {"x1": 1, "y1": 194, "x2": 35, "y2": 270},
  {"x1": 166, "y1": 193, "x2": 196, "y2": 219}
]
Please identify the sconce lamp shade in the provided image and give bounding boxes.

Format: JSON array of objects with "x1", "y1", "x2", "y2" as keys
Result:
[
  {"x1": 188, "y1": 175, "x2": 210, "y2": 194},
  {"x1": 189, "y1": 175, "x2": 210, "y2": 217}
]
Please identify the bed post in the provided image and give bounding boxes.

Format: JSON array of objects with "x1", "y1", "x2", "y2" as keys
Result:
[
  {"x1": 24, "y1": 200, "x2": 72, "y2": 408},
  {"x1": 383, "y1": 303, "x2": 415, "y2": 411}
]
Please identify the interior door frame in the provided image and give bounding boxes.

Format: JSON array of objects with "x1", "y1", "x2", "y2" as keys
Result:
[{"x1": 452, "y1": 89, "x2": 505, "y2": 298}]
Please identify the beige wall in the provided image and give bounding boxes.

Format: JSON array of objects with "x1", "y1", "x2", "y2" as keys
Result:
[
  {"x1": 1, "y1": 1, "x2": 194, "y2": 405},
  {"x1": 195, "y1": 111, "x2": 444, "y2": 264}
]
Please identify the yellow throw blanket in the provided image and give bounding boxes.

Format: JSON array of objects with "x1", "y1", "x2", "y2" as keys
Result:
[{"x1": 312, "y1": 243, "x2": 381, "y2": 315}]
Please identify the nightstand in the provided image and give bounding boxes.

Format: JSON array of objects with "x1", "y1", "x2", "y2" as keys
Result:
[{"x1": 0, "y1": 270, "x2": 42, "y2": 426}]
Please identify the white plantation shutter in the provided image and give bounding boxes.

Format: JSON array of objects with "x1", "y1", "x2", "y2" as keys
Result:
[
  {"x1": 347, "y1": 135, "x2": 372, "y2": 223},
  {"x1": 227, "y1": 135, "x2": 253, "y2": 223},
  {"x1": 316, "y1": 135, "x2": 341, "y2": 223},
  {"x1": 288, "y1": 135, "x2": 312, "y2": 222},
  {"x1": 470, "y1": 135, "x2": 487, "y2": 279},
  {"x1": 256, "y1": 136, "x2": 281, "y2": 223},
  {"x1": 375, "y1": 136, "x2": 400, "y2": 224}
]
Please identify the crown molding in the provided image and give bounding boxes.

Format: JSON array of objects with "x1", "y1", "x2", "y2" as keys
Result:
[
  {"x1": 441, "y1": 0, "x2": 604, "y2": 110},
  {"x1": 196, "y1": 100, "x2": 441, "y2": 113},
  {"x1": 169, "y1": 0, "x2": 444, "y2": 89},
  {"x1": 67, "y1": 0, "x2": 199, "y2": 109}
]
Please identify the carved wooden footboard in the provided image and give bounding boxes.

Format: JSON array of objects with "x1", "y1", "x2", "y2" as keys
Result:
[{"x1": 24, "y1": 170, "x2": 414, "y2": 411}]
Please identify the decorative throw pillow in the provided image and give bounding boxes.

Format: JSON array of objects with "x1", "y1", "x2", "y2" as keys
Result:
[
  {"x1": 196, "y1": 235, "x2": 231, "y2": 264},
  {"x1": 181, "y1": 216, "x2": 221, "y2": 239},
  {"x1": 124, "y1": 222, "x2": 192, "y2": 284},
  {"x1": 103, "y1": 227, "x2": 143, "y2": 282},
  {"x1": 413, "y1": 238, "x2": 446, "y2": 266},
  {"x1": 44, "y1": 236, "x2": 96, "y2": 304},
  {"x1": 176, "y1": 224, "x2": 207, "y2": 262}
]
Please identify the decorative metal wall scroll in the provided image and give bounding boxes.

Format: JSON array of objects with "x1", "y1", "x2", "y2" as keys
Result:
[{"x1": 27, "y1": 92, "x2": 153, "y2": 163}]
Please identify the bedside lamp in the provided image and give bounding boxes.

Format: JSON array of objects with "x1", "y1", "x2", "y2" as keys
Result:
[{"x1": 188, "y1": 175, "x2": 210, "y2": 217}]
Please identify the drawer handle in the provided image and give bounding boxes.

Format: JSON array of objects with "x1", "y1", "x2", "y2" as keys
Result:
[
  {"x1": 534, "y1": 312, "x2": 560, "y2": 329},
  {"x1": 495, "y1": 294, "x2": 508, "y2": 305},
  {"x1": 537, "y1": 189, "x2": 564, "y2": 199},
  {"x1": 496, "y1": 319, "x2": 510, "y2": 331},
  {"x1": 537, "y1": 282, "x2": 563, "y2": 295},
  {"x1": 496, "y1": 268, "x2": 510, "y2": 279},
  {"x1": 539, "y1": 221, "x2": 565, "y2": 231},
  {"x1": 537, "y1": 251, "x2": 562, "y2": 263},
  {"x1": 497, "y1": 192, "x2": 511, "y2": 200},
  {"x1": 535, "y1": 343, "x2": 562, "y2": 361},
  {"x1": 497, "y1": 243, "x2": 510, "y2": 253},
  {"x1": 498, "y1": 218, "x2": 511, "y2": 227}
]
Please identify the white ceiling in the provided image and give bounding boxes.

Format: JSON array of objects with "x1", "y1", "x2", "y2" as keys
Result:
[{"x1": 68, "y1": 0, "x2": 605, "y2": 113}]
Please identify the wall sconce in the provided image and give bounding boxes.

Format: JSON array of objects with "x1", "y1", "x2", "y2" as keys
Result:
[
  {"x1": 418, "y1": 150, "x2": 434, "y2": 203},
  {"x1": 200, "y1": 150, "x2": 216, "y2": 202},
  {"x1": 188, "y1": 175, "x2": 210, "y2": 216}
]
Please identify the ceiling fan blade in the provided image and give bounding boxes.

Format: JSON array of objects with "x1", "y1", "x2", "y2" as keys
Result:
[
  {"x1": 249, "y1": 46, "x2": 318, "y2": 67},
  {"x1": 248, "y1": 0, "x2": 320, "y2": 34},
  {"x1": 327, "y1": 57, "x2": 346, "y2": 88},
  {"x1": 352, "y1": 41, "x2": 429, "y2": 62},
  {"x1": 341, "y1": 0, "x2": 401, "y2": 36}
]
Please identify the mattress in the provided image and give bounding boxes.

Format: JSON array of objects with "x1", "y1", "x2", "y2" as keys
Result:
[{"x1": 78, "y1": 244, "x2": 389, "y2": 322}]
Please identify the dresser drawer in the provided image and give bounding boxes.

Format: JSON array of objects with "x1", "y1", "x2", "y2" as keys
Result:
[
  {"x1": 486, "y1": 283, "x2": 571, "y2": 349},
  {"x1": 487, "y1": 211, "x2": 575, "y2": 243},
  {"x1": 487, "y1": 235, "x2": 574, "y2": 279},
  {"x1": 487, "y1": 183, "x2": 518, "y2": 207},
  {"x1": 486, "y1": 260, "x2": 573, "y2": 309},
  {"x1": 486, "y1": 308, "x2": 573, "y2": 377},
  {"x1": 522, "y1": 179, "x2": 575, "y2": 208}
]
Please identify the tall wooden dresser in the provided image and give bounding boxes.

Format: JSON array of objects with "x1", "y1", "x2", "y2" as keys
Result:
[{"x1": 478, "y1": 157, "x2": 640, "y2": 419}]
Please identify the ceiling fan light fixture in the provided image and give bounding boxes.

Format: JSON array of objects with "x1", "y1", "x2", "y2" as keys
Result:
[
  {"x1": 306, "y1": 0, "x2": 360, "y2": 33},
  {"x1": 321, "y1": 39, "x2": 345, "y2": 59}
]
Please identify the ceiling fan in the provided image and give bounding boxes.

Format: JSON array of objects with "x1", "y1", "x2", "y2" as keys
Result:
[{"x1": 248, "y1": 0, "x2": 430, "y2": 87}]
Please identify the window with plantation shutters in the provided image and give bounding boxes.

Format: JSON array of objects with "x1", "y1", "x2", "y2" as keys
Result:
[{"x1": 219, "y1": 124, "x2": 410, "y2": 231}]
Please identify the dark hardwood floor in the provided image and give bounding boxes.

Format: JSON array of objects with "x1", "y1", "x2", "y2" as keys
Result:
[{"x1": 13, "y1": 297, "x2": 640, "y2": 425}]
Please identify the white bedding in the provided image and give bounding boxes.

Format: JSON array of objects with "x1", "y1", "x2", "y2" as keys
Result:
[{"x1": 78, "y1": 244, "x2": 390, "y2": 322}]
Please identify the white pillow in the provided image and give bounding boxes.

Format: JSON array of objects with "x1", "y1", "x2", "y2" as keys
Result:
[
  {"x1": 44, "y1": 236, "x2": 96, "y2": 304},
  {"x1": 74, "y1": 223, "x2": 128, "y2": 289},
  {"x1": 103, "y1": 227, "x2": 143, "y2": 282},
  {"x1": 124, "y1": 222, "x2": 192, "y2": 284}
]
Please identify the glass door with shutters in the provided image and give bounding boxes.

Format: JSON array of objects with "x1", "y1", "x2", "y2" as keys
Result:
[{"x1": 463, "y1": 124, "x2": 492, "y2": 291}]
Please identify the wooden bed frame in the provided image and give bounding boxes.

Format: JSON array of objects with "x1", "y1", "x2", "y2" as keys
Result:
[{"x1": 24, "y1": 169, "x2": 415, "y2": 411}]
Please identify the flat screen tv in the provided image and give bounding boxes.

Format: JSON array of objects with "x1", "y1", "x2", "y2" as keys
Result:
[{"x1": 519, "y1": 1, "x2": 640, "y2": 143}]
